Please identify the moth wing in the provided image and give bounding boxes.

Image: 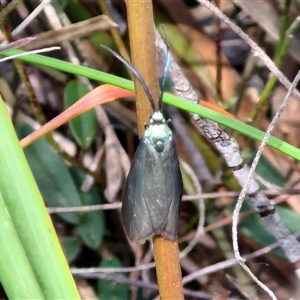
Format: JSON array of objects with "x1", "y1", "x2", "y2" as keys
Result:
[
  {"x1": 122, "y1": 137, "x2": 155, "y2": 243},
  {"x1": 122, "y1": 136, "x2": 183, "y2": 243},
  {"x1": 154, "y1": 138, "x2": 182, "y2": 240}
]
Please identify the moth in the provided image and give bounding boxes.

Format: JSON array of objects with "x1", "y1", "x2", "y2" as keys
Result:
[{"x1": 102, "y1": 45, "x2": 183, "y2": 244}]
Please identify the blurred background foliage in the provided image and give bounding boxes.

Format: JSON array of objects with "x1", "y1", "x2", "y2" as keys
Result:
[{"x1": 1, "y1": 0, "x2": 300, "y2": 299}]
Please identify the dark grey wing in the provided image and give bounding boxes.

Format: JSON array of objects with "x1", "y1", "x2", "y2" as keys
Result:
[
  {"x1": 122, "y1": 137, "x2": 155, "y2": 243},
  {"x1": 159, "y1": 138, "x2": 183, "y2": 240},
  {"x1": 122, "y1": 136, "x2": 183, "y2": 243}
]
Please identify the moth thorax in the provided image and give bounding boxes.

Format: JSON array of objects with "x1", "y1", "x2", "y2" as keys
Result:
[{"x1": 145, "y1": 111, "x2": 172, "y2": 153}]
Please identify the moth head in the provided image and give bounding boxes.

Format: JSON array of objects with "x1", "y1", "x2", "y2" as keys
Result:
[{"x1": 150, "y1": 111, "x2": 166, "y2": 125}]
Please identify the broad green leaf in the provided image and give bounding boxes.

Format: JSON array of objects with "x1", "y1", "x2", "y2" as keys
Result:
[
  {"x1": 246, "y1": 153, "x2": 285, "y2": 188},
  {"x1": 276, "y1": 205, "x2": 300, "y2": 234},
  {"x1": 60, "y1": 237, "x2": 81, "y2": 263},
  {"x1": 69, "y1": 167, "x2": 105, "y2": 249},
  {"x1": 57, "y1": 0, "x2": 68, "y2": 6},
  {"x1": 16, "y1": 122, "x2": 82, "y2": 224},
  {"x1": 97, "y1": 257, "x2": 129, "y2": 300},
  {"x1": 64, "y1": 80, "x2": 96, "y2": 148},
  {"x1": 239, "y1": 203, "x2": 283, "y2": 258}
]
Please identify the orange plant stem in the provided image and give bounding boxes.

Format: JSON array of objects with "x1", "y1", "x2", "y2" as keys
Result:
[
  {"x1": 126, "y1": 1, "x2": 184, "y2": 299},
  {"x1": 153, "y1": 237, "x2": 184, "y2": 299},
  {"x1": 127, "y1": 0, "x2": 160, "y2": 136}
]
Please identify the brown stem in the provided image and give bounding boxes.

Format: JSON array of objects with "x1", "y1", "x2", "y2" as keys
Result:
[
  {"x1": 127, "y1": 0, "x2": 159, "y2": 136},
  {"x1": 153, "y1": 236, "x2": 184, "y2": 299},
  {"x1": 126, "y1": 1, "x2": 184, "y2": 298}
]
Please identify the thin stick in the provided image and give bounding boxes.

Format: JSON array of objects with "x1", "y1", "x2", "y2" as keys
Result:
[
  {"x1": 232, "y1": 69, "x2": 300, "y2": 300},
  {"x1": 0, "y1": 46, "x2": 60, "y2": 62}
]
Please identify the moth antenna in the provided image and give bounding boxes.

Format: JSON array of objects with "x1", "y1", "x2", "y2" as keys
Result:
[
  {"x1": 158, "y1": 44, "x2": 171, "y2": 112},
  {"x1": 101, "y1": 45, "x2": 156, "y2": 112}
]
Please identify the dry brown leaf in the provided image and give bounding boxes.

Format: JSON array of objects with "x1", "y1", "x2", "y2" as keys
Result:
[
  {"x1": 95, "y1": 106, "x2": 129, "y2": 202},
  {"x1": 212, "y1": 290, "x2": 231, "y2": 300},
  {"x1": 104, "y1": 138, "x2": 123, "y2": 202},
  {"x1": 76, "y1": 278, "x2": 99, "y2": 300},
  {"x1": 286, "y1": 195, "x2": 300, "y2": 214}
]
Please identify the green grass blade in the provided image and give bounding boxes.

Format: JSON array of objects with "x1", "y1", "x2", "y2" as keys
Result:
[
  {"x1": 2, "y1": 49, "x2": 300, "y2": 161},
  {"x1": 0, "y1": 192, "x2": 44, "y2": 299},
  {"x1": 0, "y1": 97, "x2": 80, "y2": 299},
  {"x1": 165, "y1": 94, "x2": 300, "y2": 161}
]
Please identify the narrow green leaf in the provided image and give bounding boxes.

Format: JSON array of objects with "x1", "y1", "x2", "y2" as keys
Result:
[
  {"x1": 64, "y1": 80, "x2": 96, "y2": 148},
  {"x1": 16, "y1": 122, "x2": 82, "y2": 224},
  {"x1": 277, "y1": 205, "x2": 300, "y2": 234},
  {"x1": 0, "y1": 192, "x2": 44, "y2": 299},
  {"x1": 69, "y1": 167, "x2": 105, "y2": 249},
  {"x1": 3, "y1": 49, "x2": 300, "y2": 161},
  {"x1": 0, "y1": 97, "x2": 80, "y2": 299},
  {"x1": 97, "y1": 257, "x2": 129, "y2": 300}
]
